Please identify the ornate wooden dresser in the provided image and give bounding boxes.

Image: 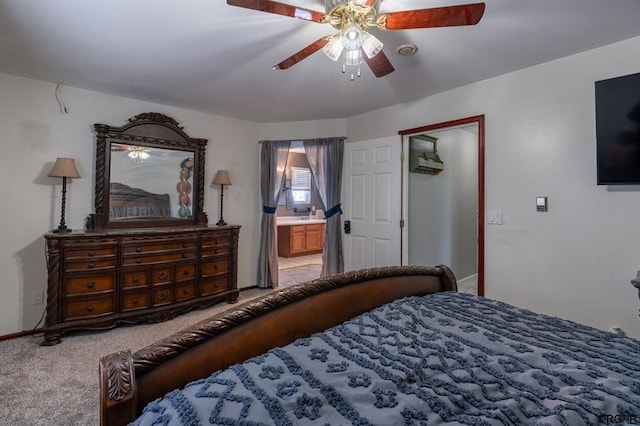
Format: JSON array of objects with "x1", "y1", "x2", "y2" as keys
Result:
[{"x1": 42, "y1": 225, "x2": 239, "y2": 345}]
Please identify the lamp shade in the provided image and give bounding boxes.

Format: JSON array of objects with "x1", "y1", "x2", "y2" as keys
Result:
[
  {"x1": 48, "y1": 158, "x2": 81, "y2": 178},
  {"x1": 212, "y1": 170, "x2": 232, "y2": 185}
]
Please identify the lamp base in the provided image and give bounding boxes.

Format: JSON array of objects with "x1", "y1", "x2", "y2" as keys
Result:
[
  {"x1": 52, "y1": 226, "x2": 72, "y2": 234},
  {"x1": 216, "y1": 220, "x2": 227, "y2": 227}
]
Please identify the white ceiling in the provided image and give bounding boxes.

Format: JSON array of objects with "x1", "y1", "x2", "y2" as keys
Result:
[{"x1": 1, "y1": 0, "x2": 640, "y2": 123}]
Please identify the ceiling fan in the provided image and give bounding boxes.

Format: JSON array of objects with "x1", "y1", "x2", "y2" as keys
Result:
[{"x1": 226, "y1": 0, "x2": 485, "y2": 80}]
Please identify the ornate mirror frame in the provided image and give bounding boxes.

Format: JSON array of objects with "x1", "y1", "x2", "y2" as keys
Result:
[{"x1": 88, "y1": 112, "x2": 208, "y2": 230}]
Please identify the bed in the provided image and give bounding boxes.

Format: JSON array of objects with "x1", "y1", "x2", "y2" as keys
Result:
[
  {"x1": 99, "y1": 265, "x2": 640, "y2": 425},
  {"x1": 109, "y1": 182, "x2": 172, "y2": 219}
]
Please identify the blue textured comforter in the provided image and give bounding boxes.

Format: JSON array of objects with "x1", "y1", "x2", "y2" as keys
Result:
[{"x1": 132, "y1": 292, "x2": 640, "y2": 425}]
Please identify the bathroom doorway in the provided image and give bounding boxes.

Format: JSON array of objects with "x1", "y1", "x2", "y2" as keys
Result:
[{"x1": 276, "y1": 142, "x2": 325, "y2": 288}]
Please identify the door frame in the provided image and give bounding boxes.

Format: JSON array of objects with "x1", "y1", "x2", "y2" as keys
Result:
[{"x1": 399, "y1": 115, "x2": 485, "y2": 296}]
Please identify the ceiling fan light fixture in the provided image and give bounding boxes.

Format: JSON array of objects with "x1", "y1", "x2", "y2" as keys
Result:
[
  {"x1": 361, "y1": 32, "x2": 383, "y2": 59},
  {"x1": 323, "y1": 36, "x2": 345, "y2": 61},
  {"x1": 342, "y1": 26, "x2": 363, "y2": 51},
  {"x1": 344, "y1": 47, "x2": 363, "y2": 66}
]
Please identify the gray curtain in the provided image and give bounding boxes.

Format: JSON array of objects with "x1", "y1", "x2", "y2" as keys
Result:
[
  {"x1": 257, "y1": 140, "x2": 291, "y2": 288},
  {"x1": 304, "y1": 137, "x2": 345, "y2": 277}
]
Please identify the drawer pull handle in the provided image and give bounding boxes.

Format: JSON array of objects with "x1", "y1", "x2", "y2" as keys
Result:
[
  {"x1": 88, "y1": 263, "x2": 95, "y2": 269},
  {"x1": 88, "y1": 250, "x2": 95, "y2": 256},
  {"x1": 132, "y1": 298, "x2": 139, "y2": 305},
  {"x1": 86, "y1": 282, "x2": 95, "y2": 289},
  {"x1": 136, "y1": 247, "x2": 142, "y2": 253},
  {"x1": 158, "y1": 292, "x2": 167, "y2": 300},
  {"x1": 158, "y1": 271, "x2": 168, "y2": 280},
  {"x1": 132, "y1": 276, "x2": 139, "y2": 283},
  {"x1": 136, "y1": 259, "x2": 142, "y2": 264},
  {"x1": 214, "y1": 265, "x2": 219, "y2": 270},
  {"x1": 183, "y1": 288, "x2": 190, "y2": 295},
  {"x1": 86, "y1": 305, "x2": 94, "y2": 312},
  {"x1": 183, "y1": 270, "x2": 190, "y2": 276},
  {"x1": 214, "y1": 249, "x2": 219, "y2": 254},
  {"x1": 182, "y1": 253, "x2": 188, "y2": 258},
  {"x1": 183, "y1": 243, "x2": 188, "y2": 248}
]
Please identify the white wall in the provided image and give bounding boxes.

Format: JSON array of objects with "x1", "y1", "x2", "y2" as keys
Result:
[
  {"x1": 347, "y1": 36, "x2": 640, "y2": 338},
  {"x1": 407, "y1": 128, "x2": 478, "y2": 280},
  {"x1": 0, "y1": 73, "x2": 260, "y2": 335},
  {"x1": 258, "y1": 119, "x2": 347, "y2": 141}
]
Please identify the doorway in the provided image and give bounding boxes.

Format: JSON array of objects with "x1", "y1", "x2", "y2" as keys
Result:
[
  {"x1": 276, "y1": 142, "x2": 324, "y2": 288},
  {"x1": 399, "y1": 116, "x2": 485, "y2": 296}
]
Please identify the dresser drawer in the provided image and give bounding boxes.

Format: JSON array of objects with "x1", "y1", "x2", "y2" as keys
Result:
[
  {"x1": 65, "y1": 258, "x2": 117, "y2": 272},
  {"x1": 305, "y1": 223, "x2": 323, "y2": 232},
  {"x1": 122, "y1": 250, "x2": 196, "y2": 266},
  {"x1": 151, "y1": 267, "x2": 173, "y2": 285},
  {"x1": 64, "y1": 297, "x2": 113, "y2": 320},
  {"x1": 176, "y1": 264, "x2": 196, "y2": 282},
  {"x1": 65, "y1": 275, "x2": 115, "y2": 295},
  {"x1": 201, "y1": 276, "x2": 229, "y2": 296},
  {"x1": 201, "y1": 236, "x2": 230, "y2": 247},
  {"x1": 201, "y1": 245, "x2": 230, "y2": 257},
  {"x1": 175, "y1": 282, "x2": 196, "y2": 301},
  {"x1": 122, "y1": 270, "x2": 149, "y2": 288},
  {"x1": 122, "y1": 240, "x2": 197, "y2": 255},
  {"x1": 153, "y1": 287, "x2": 173, "y2": 306},
  {"x1": 65, "y1": 246, "x2": 117, "y2": 259},
  {"x1": 121, "y1": 291, "x2": 150, "y2": 311},
  {"x1": 201, "y1": 259, "x2": 229, "y2": 276}
]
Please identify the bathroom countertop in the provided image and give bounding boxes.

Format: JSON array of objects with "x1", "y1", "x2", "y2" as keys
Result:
[{"x1": 276, "y1": 217, "x2": 326, "y2": 226}]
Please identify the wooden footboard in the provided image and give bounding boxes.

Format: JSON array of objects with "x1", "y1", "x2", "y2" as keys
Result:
[{"x1": 99, "y1": 265, "x2": 457, "y2": 426}]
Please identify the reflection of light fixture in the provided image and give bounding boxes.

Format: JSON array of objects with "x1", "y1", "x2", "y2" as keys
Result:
[
  {"x1": 212, "y1": 170, "x2": 232, "y2": 226},
  {"x1": 321, "y1": 1, "x2": 384, "y2": 81},
  {"x1": 127, "y1": 146, "x2": 150, "y2": 161},
  {"x1": 48, "y1": 157, "x2": 81, "y2": 233}
]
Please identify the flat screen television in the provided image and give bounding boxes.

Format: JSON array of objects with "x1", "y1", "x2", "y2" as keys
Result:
[{"x1": 595, "y1": 71, "x2": 640, "y2": 185}]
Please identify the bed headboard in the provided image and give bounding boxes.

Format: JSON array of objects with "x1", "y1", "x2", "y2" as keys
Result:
[{"x1": 108, "y1": 182, "x2": 171, "y2": 219}]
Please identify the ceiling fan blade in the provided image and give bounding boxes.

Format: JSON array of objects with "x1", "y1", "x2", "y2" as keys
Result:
[
  {"x1": 362, "y1": 49, "x2": 395, "y2": 78},
  {"x1": 273, "y1": 36, "x2": 332, "y2": 70},
  {"x1": 379, "y1": 2, "x2": 485, "y2": 30},
  {"x1": 227, "y1": 0, "x2": 326, "y2": 23}
]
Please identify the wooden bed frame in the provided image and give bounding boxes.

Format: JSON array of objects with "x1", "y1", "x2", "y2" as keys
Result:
[
  {"x1": 99, "y1": 265, "x2": 457, "y2": 426},
  {"x1": 109, "y1": 182, "x2": 172, "y2": 219}
]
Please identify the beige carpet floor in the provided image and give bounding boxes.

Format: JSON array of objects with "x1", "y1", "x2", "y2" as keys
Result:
[
  {"x1": 0, "y1": 288, "x2": 271, "y2": 426},
  {"x1": 278, "y1": 264, "x2": 322, "y2": 288}
]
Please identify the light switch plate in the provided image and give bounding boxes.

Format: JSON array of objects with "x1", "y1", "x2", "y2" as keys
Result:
[
  {"x1": 488, "y1": 210, "x2": 502, "y2": 225},
  {"x1": 536, "y1": 196, "x2": 548, "y2": 212}
]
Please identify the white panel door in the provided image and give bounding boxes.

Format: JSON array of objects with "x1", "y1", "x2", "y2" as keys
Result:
[{"x1": 343, "y1": 136, "x2": 401, "y2": 272}]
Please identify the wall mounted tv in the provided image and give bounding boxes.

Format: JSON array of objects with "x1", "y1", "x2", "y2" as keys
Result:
[{"x1": 595, "y1": 71, "x2": 640, "y2": 185}]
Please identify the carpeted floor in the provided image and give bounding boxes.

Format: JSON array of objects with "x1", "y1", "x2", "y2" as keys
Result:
[
  {"x1": 0, "y1": 288, "x2": 270, "y2": 426},
  {"x1": 278, "y1": 264, "x2": 322, "y2": 288}
]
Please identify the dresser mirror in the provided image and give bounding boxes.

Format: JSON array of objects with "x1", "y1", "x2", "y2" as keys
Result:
[{"x1": 88, "y1": 112, "x2": 208, "y2": 230}]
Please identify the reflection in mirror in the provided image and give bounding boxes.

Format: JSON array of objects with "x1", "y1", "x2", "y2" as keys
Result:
[{"x1": 109, "y1": 143, "x2": 194, "y2": 220}]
